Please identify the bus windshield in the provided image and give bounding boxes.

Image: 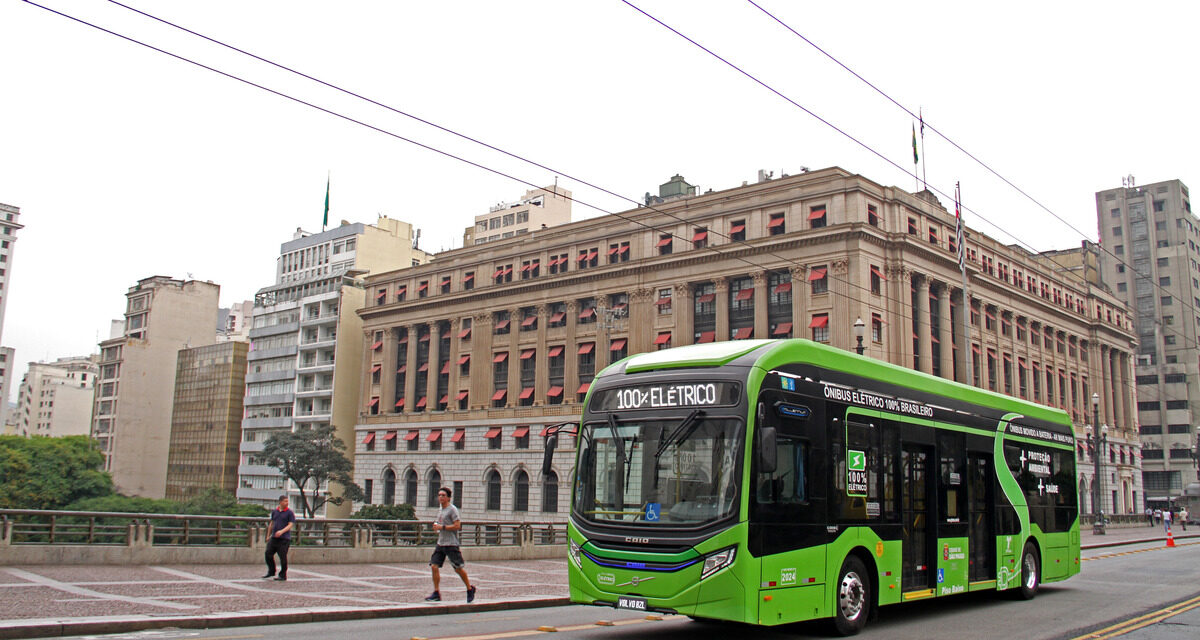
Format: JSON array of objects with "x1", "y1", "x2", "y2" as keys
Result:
[{"x1": 574, "y1": 415, "x2": 742, "y2": 526}]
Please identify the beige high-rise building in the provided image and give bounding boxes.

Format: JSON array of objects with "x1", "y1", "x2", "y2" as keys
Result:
[
  {"x1": 92, "y1": 277, "x2": 220, "y2": 498},
  {"x1": 1096, "y1": 178, "x2": 1200, "y2": 506},
  {"x1": 353, "y1": 167, "x2": 1141, "y2": 523},
  {"x1": 165, "y1": 341, "x2": 249, "y2": 501},
  {"x1": 0, "y1": 203, "x2": 24, "y2": 427},
  {"x1": 14, "y1": 356, "x2": 99, "y2": 438},
  {"x1": 238, "y1": 217, "x2": 428, "y2": 516},
  {"x1": 463, "y1": 186, "x2": 571, "y2": 247}
]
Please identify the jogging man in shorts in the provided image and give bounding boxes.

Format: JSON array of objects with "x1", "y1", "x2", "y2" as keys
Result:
[{"x1": 425, "y1": 486, "x2": 476, "y2": 603}]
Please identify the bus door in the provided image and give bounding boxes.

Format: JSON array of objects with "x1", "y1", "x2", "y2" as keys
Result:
[
  {"x1": 901, "y1": 444, "x2": 934, "y2": 592},
  {"x1": 967, "y1": 452, "x2": 995, "y2": 583}
]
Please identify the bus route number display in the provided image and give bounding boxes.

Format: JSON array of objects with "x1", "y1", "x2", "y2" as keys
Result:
[{"x1": 590, "y1": 382, "x2": 741, "y2": 411}]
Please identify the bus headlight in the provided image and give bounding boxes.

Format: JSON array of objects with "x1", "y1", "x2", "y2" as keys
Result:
[
  {"x1": 700, "y1": 546, "x2": 736, "y2": 580},
  {"x1": 569, "y1": 538, "x2": 582, "y2": 567}
]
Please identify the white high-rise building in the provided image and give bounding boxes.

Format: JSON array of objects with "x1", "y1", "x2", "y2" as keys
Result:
[
  {"x1": 14, "y1": 356, "x2": 99, "y2": 437},
  {"x1": 0, "y1": 203, "x2": 24, "y2": 427}
]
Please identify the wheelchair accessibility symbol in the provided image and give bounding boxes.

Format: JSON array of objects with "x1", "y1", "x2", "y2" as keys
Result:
[{"x1": 645, "y1": 503, "x2": 661, "y2": 522}]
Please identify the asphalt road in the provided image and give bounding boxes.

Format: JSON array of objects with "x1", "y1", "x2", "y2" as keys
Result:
[{"x1": 58, "y1": 539, "x2": 1200, "y2": 640}]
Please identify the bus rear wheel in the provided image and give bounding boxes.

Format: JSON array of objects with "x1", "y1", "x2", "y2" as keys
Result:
[
  {"x1": 832, "y1": 556, "x2": 871, "y2": 636},
  {"x1": 1015, "y1": 542, "x2": 1040, "y2": 600}
]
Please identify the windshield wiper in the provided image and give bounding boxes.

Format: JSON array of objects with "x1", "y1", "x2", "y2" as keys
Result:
[{"x1": 654, "y1": 409, "x2": 705, "y2": 460}]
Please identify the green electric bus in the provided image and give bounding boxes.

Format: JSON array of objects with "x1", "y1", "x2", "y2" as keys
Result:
[{"x1": 543, "y1": 339, "x2": 1080, "y2": 634}]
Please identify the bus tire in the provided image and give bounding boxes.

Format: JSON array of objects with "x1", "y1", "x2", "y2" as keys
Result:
[
  {"x1": 1015, "y1": 542, "x2": 1040, "y2": 600},
  {"x1": 832, "y1": 556, "x2": 871, "y2": 636}
]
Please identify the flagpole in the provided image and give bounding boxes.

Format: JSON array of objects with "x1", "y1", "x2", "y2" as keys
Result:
[
  {"x1": 957, "y1": 182, "x2": 973, "y2": 388},
  {"x1": 920, "y1": 108, "x2": 928, "y2": 192},
  {"x1": 912, "y1": 123, "x2": 920, "y2": 191},
  {"x1": 323, "y1": 171, "x2": 330, "y2": 232}
]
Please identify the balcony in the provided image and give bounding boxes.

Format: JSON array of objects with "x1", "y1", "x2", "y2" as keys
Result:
[
  {"x1": 294, "y1": 411, "x2": 332, "y2": 423},
  {"x1": 246, "y1": 369, "x2": 296, "y2": 384},
  {"x1": 249, "y1": 321, "x2": 300, "y2": 339},
  {"x1": 240, "y1": 416, "x2": 293, "y2": 429},
  {"x1": 301, "y1": 312, "x2": 339, "y2": 327},
  {"x1": 295, "y1": 385, "x2": 333, "y2": 398},
  {"x1": 299, "y1": 336, "x2": 337, "y2": 349},
  {"x1": 297, "y1": 360, "x2": 336, "y2": 373}
]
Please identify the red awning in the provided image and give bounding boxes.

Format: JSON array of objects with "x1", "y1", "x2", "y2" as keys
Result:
[
  {"x1": 696, "y1": 293, "x2": 716, "y2": 303},
  {"x1": 457, "y1": 354, "x2": 470, "y2": 365},
  {"x1": 697, "y1": 331, "x2": 716, "y2": 343},
  {"x1": 521, "y1": 262, "x2": 533, "y2": 272},
  {"x1": 734, "y1": 289, "x2": 753, "y2": 301},
  {"x1": 492, "y1": 267, "x2": 504, "y2": 278},
  {"x1": 520, "y1": 349, "x2": 535, "y2": 360},
  {"x1": 491, "y1": 389, "x2": 507, "y2": 402},
  {"x1": 521, "y1": 316, "x2": 537, "y2": 328},
  {"x1": 492, "y1": 352, "x2": 508, "y2": 363},
  {"x1": 463, "y1": 273, "x2": 474, "y2": 282},
  {"x1": 394, "y1": 398, "x2": 405, "y2": 408},
  {"x1": 415, "y1": 396, "x2": 427, "y2": 408},
  {"x1": 549, "y1": 311, "x2": 566, "y2": 323},
  {"x1": 774, "y1": 282, "x2": 792, "y2": 293},
  {"x1": 362, "y1": 432, "x2": 375, "y2": 445},
  {"x1": 384, "y1": 431, "x2": 398, "y2": 441},
  {"x1": 547, "y1": 385, "x2": 563, "y2": 398},
  {"x1": 512, "y1": 426, "x2": 530, "y2": 438},
  {"x1": 456, "y1": 390, "x2": 469, "y2": 400},
  {"x1": 579, "y1": 307, "x2": 595, "y2": 320},
  {"x1": 809, "y1": 315, "x2": 829, "y2": 328},
  {"x1": 451, "y1": 428, "x2": 466, "y2": 442},
  {"x1": 772, "y1": 322, "x2": 793, "y2": 336},
  {"x1": 371, "y1": 341, "x2": 383, "y2": 350},
  {"x1": 619, "y1": 244, "x2": 629, "y2": 254},
  {"x1": 654, "y1": 332, "x2": 671, "y2": 345},
  {"x1": 484, "y1": 427, "x2": 502, "y2": 438},
  {"x1": 767, "y1": 216, "x2": 785, "y2": 228},
  {"x1": 607, "y1": 246, "x2": 620, "y2": 256},
  {"x1": 577, "y1": 252, "x2": 588, "y2": 263},
  {"x1": 426, "y1": 429, "x2": 442, "y2": 442},
  {"x1": 692, "y1": 230, "x2": 708, "y2": 242},
  {"x1": 539, "y1": 425, "x2": 553, "y2": 436},
  {"x1": 458, "y1": 328, "x2": 471, "y2": 339},
  {"x1": 417, "y1": 362, "x2": 429, "y2": 372},
  {"x1": 398, "y1": 333, "x2": 409, "y2": 344},
  {"x1": 870, "y1": 266, "x2": 886, "y2": 280},
  {"x1": 547, "y1": 346, "x2": 563, "y2": 357},
  {"x1": 655, "y1": 236, "x2": 672, "y2": 247},
  {"x1": 397, "y1": 285, "x2": 408, "y2": 294},
  {"x1": 375, "y1": 290, "x2": 387, "y2": 300},
  {"x1": 729, "y1": 222, "x2": 745, "y2": 234},
  {"x1": 733, "y1": 327, "x2": 753, "y2": 339},
  {"x1": 370, "y1": 363, "x2": 381, "y2": 373},
  {"x1": 494, "y1": 318, "x2": 510, "y2": 330},
  {"x1": 972, "y1": 344, "x2": 981, "y2": 354},
  {"x1": 418, "y1": 282, "x2": 428, "y2": 292},
  {"x1": 403, "y1": 430, "x2": 418, "y2": 441},
  {"x1": 368, "y1": 397, "x2": 379, "y2": 407},
  {"x1": 577, "y1": 382, "x2": 591, "y2": 395},
  {"x1": 808, "y1": 208, "x2": 827, "y2": 220},
  {"x1": 441, "y1": 361, "x2": 450, "y2": 375},
  {"x1": 519, "y1": 387, "x2": 535, "y2": 400},
  {"x1": 808, "y1": 268, "x2": 827, "y2": 281},
  {"x1": 397, "y1": 364, "x2": 407, "y2": 374},
  {"x1": 440, "y1": 277, "x2": 451, "y2": 286},
  {"x1": 654, "y1": 297, "x2": 672, "y2": 306},
  {"x1": 609, "y1": 338, "x2": 627, "y2": 351},
  {"x1": 578, "y1": 343, "x2": 594, "y2": 354}
]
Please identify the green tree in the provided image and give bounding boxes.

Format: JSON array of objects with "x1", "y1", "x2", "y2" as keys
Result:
[
  {"x1": 180, "y1": 487, "x2": 268, "y2": 517},
  {"x1": 0, "y1": 436, "x2": 112, "y2": 509},
  {"x1": 261, "y1": 424, "x2": 363, "y2": 518},
  {"x1": 351, "y1": 503, "x2": 416, "y2": 521}
]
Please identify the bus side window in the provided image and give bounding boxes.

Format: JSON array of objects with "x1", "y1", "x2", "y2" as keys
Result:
[{"x1": 757, "y1": 436, "x2": 809, "y2": 504}]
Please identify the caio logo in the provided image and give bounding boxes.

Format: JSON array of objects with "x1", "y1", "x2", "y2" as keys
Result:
[{"x1": 943, "y1": 543, "x2": 950, "y2": 561}]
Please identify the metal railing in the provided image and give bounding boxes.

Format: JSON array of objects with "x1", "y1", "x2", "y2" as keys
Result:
[{"x1": 0, "y1": 509, "x2": 566, "y2": 548}]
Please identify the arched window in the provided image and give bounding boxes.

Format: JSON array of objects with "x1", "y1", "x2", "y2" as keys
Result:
[
  {"x1": 1078, "y1": 477, "x2": 1089, "y2": 514},
  {"x1": 486, "y1": 469, "x2": 501, "y2": 510},
  {"x1": 542, "y1": 470, "x2": 558, "y2": 513},
  {"x1": 427, "y1": 469, "x2": 442, "y2": 508},
  {"x1": 382, "y1": 468, "x2": 396, "y2": 505},
  {"x1": 404, "y1": 469, "x2": 417, "y2": 505},
  {"x1": 514, "y1": 470, "x2": 529, "y2": 512}
]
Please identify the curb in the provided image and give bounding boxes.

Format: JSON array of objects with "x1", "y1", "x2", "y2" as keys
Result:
[
  {"x1": 1082, "y1": 531, "x2": 1200, "y2": 550},
  {"x1": 0, "y1": 597, "x2": 572, "y2": 640}
]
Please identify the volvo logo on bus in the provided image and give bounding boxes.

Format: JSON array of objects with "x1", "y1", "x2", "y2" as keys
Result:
[{"x1": 624, "y1": 536, "x2": 650, "y2": 544}]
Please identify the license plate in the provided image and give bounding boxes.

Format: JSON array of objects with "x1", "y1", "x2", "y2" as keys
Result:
[{"x1": 617, "y1": 596, "x2": 648, "y2": 611}]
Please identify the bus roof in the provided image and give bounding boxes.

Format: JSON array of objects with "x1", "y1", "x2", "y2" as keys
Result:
[{"x1": 617, "y1": 338, "x2": 1072, "y2": 427}]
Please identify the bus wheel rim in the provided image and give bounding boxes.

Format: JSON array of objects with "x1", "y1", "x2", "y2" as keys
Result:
[
  {"x1": 839, "y1": 571, "x2": 865, "y2": 620},
  {"x1": 1023, "y1": 553, "x2": 1037, "y2": 589}
]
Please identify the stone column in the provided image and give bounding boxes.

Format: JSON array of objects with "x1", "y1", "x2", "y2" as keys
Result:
[
  {"x1": 534, "y1": 304, "x2": 549, "y2": 403},
  {"x1": 937, "y1": 284, "x2": 953, "y2": 379},
  {"x1": 565, "y1": 301, "x2": 579, "y2": 398},
  {"x1": 916, "y1": 275, "x2": 933, "y2": 374},
  {"x1": 890, "y1": 265, "x2": 913, "y2": 369},
  {"x1": 404, "y1": 325, "x2": 418, "y2": 412},
  {"x1": 629, "y1": 288, "x2": 653, "y2": 354},
  {"x1": 471, "y1": 314, "x2": 492, "y2": 410},
  {"x1": 831, "y1": 258, "x2": 851, "y2": 349},
  {"x1": 789, "y1": 267, "x2": 807, "y2": 339},
  {"x1": 506, "y1": 307, "x2": 521, "y2": 407},
  {"x1": 951, "y1": 287, "x2": 969, "y2": 385},
  {"x1": 380, "y1": 328, "x2": 398, "y2": 413},
  {"x1": 447, "y1": 319, "x2": 462, "y2": 408},
  {"x1": 714, "y1": 278, "x2": 730, "y2": 342},
  {"x1": 1114, "y1": 350, "x2": 1129, "y2": 433},
  {"x1": 1101, "y1": 345, "x2": 1115, "y2": 428},
  {"x1": 361, "y1": 330, "x2": 374, "y2": 412},
  {"x1": 423, "y1": 323, "x2": 440, "y2": 410},
  {"x1": 753, "y1": 271, "x2": 769, "y2": 339},
  {"x1": 675, "y1": 283, "x2": 693, "y2": 344}
]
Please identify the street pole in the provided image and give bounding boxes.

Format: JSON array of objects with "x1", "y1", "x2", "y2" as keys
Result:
[
  {"x1": 854, "y1": 317, "x2": 866, "y2": 356},
  {"x1": 1092, "y1": 392, "x2": 1106, "y2": 535}
]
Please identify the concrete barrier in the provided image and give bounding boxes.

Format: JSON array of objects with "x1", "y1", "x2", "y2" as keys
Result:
[{"x1": 0, "y1": 542, "x2": 566, "y2": 565}]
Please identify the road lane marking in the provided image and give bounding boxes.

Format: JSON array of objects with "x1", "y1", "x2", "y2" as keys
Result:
[
  {"x1": 3, "y1": 568, "x2": 199, "y2": 611},
  {"x1": 413, "y1": 615, "x2": 680, "y2": 640},
  {"x1": 150, "y1": 567, "x2": 392, "y2": 605},
  {"x1": 1070, "y1": 593, "x2": 1200, "y2": 639},
  {"x1": 1082, "y1": 539, "x2": 1200, "y2": 562},
  {"x1": 373, "y1": 564, "x2": 434, "y2": 576},
  {"x1": 288, "y1": 568, "x2": 392, "y2": 588}
]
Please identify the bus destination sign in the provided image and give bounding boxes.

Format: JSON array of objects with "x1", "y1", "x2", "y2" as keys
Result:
[{"x1": 590, "y1": 382, "x2": 741, "y2": 411}]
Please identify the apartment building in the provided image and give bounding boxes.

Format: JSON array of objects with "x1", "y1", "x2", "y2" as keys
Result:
[
  {"x1": 1096, "y1": 178, "x2": 1200, "y2": 504},
  {"x1": 0, "y1": 203, "x2": 23, "y2": 427},
  {"x1": 165, "y1": 341, "x2": 249, "y2": 501},
  {"x1": 354, "y1": 167, "x2": 1142, "y2": 524},
  {"x1": 463, "y1": 186, "x2": 571, "y2": 247},
  {"x1": 237, "y1": 217, "x2": 428, "y2": 515},
  {"x1": 92, "y1": 277, "x2": 220, "y2": 498},
  {"x1": 13, "y1": 356, "x2": 98, "y2": 438}
]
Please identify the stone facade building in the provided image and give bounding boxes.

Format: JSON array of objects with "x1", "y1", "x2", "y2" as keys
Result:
[{"x1": 354, "y1": 167, "x2": 1142, "y2": 524}]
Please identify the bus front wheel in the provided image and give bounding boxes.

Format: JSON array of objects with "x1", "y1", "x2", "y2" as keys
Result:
[
  {"x1": 832, "y1": 556, "x2": 871, "y2": 636},
  {"x1": 1015, "y1": 542, "x2": 1040, "y2": 600}
]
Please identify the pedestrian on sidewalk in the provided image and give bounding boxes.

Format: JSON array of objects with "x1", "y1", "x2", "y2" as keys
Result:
[
  {"x1": 1181, "y1": 507, "x2": 1189, "y2": 531},
  {"x1": 1146, "y1": 507, "x2": 1154, "y2": 527},
  {"x1": 1163, "y1": 507, "x2": 1172, "y2": 533},
  {"x1": 1154, "y1": 507, "x2": 1162, "y2": 525},
  {"x1": 425, "y1": 486, "x2": 476, "y2": 604},
  {"x1": 264, "y1": 495, "x2": 295, "y2": 581}
]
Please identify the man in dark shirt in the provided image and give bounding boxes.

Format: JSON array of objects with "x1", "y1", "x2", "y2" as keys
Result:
[{"x1": 263, "y1": 495, "x2": 296, "y2": 581}]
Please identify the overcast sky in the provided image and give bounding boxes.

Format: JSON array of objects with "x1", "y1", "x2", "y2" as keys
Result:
[{"x1": 2, "y1": 1, "x2": 1198, "y2": 400}]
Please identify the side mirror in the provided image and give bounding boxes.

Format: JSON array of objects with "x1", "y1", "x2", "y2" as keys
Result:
[
  {"x1": 541, "y1": 434, "x2": 558, "y2": 476},
  {"x1": 759, "y1": 426, "x2": 777, "y2": 474}
]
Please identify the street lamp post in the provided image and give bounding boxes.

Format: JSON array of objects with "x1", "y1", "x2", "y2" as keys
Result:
[
  {"x1": 1090, "y1": 392, "x2": 1107, "y2": 535},
  {"x1": 854, "y1": 317, "x2": 866, "y2": 356}
]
